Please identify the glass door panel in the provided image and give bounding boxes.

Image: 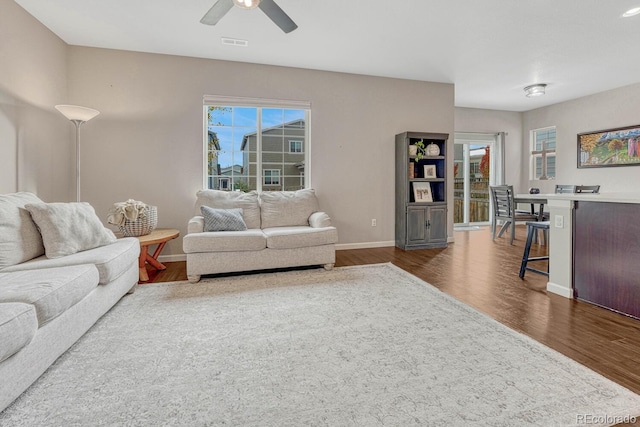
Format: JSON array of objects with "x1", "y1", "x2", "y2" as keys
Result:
[{"x1": 454, "y1": 137, "x2": 493, "y2": 226}]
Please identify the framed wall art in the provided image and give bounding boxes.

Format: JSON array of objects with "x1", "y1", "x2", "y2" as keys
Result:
[{"x1": 578, "y1": 124, "x2": 640, "y2": 168}]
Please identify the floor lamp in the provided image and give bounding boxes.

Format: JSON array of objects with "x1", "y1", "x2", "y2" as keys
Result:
[{"x1": 55, "y1": 105, "x2": 100, "y2": 202}]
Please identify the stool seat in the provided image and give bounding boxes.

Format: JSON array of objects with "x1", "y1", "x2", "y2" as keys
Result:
[{"x1": 519, "y1": 221, "x2": 550, "y2": 278}]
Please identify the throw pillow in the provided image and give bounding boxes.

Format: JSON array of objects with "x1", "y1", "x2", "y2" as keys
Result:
[
  {"x1": 24, "y1": 202, "x2": 117, "y2": 259},
  {"x1": 201, "y1": 206, "x2": 247, "y2": 232},
  {"x1": 194, "y1": 190, "x2": 261, "y2": 229},
  {"x1": 260, "y1": 188, "x2": 320, "y2": 228},
  {"x1": 0, "y1": 192, "x2": 46, "y2": 268}
]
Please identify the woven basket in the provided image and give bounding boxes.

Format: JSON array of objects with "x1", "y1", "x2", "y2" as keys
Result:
[{"x1": 118, "y1": 205, "x2": 158, "y2": 237}]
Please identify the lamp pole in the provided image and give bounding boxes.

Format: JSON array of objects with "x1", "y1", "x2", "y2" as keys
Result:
[{"x1": 54, "y1": 105, "x2": 100, "y2": 202}]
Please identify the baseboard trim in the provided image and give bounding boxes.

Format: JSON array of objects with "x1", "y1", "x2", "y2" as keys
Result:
[
  {"x1": 546, "y1": 281, "x2": 573, "y2": 299},
  {"x1": 158, "y1": 242, "x2": 399, "y2": 262},
  {"x1": 335, "y1": 241, "x2": 396, "y2": 250},
  {"x1": 158, "y1": 254, "x2": 187, "y2": 263}
]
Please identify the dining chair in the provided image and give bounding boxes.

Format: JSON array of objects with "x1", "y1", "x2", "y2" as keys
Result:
[
  {"x1": 554, "y1": 184, "x2": 577, "y2": 194},
  {"x1": 575, "y1": 185, "x2": 600, "y2": 193},
  {"x1": 489, "y1": 185, "x2": 539, "y2": 245}
]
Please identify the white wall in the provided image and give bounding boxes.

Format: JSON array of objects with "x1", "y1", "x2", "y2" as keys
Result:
[
  {"x1": 523, "y1": 82, "x2": 640, "y2": 194},
  {"x1": 66, "y1": 47, "x2": 455, "y2": 256},
  {"x1": 0, "y1": 0, "x2": 70, "y2": 201},
  {"x1": 454, "y1": 107, "x2": 524, "y2": 189}
]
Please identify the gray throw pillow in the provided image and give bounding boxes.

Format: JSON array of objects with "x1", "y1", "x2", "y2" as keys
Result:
[
  {"x1": 201, "y1": 206, "x2": 247, "y2": 232},
  {"x1": 24, "y1": 202, "x2": 117, "y2": 259}
]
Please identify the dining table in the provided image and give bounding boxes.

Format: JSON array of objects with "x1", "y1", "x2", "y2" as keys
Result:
[{"x1": 514, "y1": 193, "x2": 549, "y2": 222}]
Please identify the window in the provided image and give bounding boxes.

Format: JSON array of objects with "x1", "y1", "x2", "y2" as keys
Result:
[
  {"x1": 263, "y1": 169, "x2": 281, "y2": 186},
  {"x1": 289, "y1": 140, "x2": 303, "y2": 153},
  {"x1": 530, "y1": 127, "x2": 556, "y2": 180},
  {"x1": 204, "y1": 96, "x2": 310, "y2": 192}
]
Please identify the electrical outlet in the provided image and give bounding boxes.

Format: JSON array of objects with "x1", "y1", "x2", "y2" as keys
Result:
[
  {"x1": 371, "y1": 219, "x2": 377, "y2": 227},
  {"x1": 554, "y1": 215, "x2": 564, "y2": 228}
]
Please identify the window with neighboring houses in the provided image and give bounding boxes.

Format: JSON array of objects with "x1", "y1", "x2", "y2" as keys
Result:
[
  {"x1": 263, "y1": 169, "x2": 281, "y2": 186},
  {"x1": 204, "y1": 96, "x2": 310, "y2": 192},
  {"x1": 289, "y1": 140, "x2": 303, "y2": 153},
  {"x1": 530, "y1": 127, "x2": 556, "y2": 180}
]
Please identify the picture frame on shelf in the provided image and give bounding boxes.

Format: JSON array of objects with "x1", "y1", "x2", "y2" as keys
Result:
[
  {"x1": 424, "y1": 165, "x2": 437, "y2": 178},
  {"x1": 412, "y1": 182, "x2": 433, "y2": 202}
]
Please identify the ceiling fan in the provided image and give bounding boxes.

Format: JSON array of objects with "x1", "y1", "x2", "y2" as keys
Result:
[{"x1": 200, "y1": 0, "x2": 298, "y2": 34}]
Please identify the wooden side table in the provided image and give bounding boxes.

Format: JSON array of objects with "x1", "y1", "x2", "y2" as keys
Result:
[{"x1": 136, "y1": 228, "x2": 179, "y2": 282}]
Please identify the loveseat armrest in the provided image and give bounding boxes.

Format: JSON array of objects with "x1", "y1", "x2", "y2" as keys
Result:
[
  {"x1": 188, "y1": 216, "x2": 205, "y2": 233},
  {"x1": 309, "y1": 212, "x2": 332, "y2": 228}
]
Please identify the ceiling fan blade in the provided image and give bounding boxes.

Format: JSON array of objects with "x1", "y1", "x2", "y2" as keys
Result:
[
  {"x1": 258, "y1": 0, "x2": 298, "y2": 33},
  {"x1": 200, "y1": 0, "x2": 234, "y2": 25}
]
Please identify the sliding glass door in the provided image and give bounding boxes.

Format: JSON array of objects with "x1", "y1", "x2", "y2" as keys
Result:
[{"x1": 453, "y1": 133, "x2": 503, "y2": 227}]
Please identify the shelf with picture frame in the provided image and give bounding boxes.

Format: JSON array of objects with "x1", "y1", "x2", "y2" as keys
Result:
[{"x1": 395, "y1": 131, "x2": 449, "y2": 249}]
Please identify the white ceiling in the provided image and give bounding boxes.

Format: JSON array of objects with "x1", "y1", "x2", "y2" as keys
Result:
[{"x1": 14, "y1": 0, "x2": 640, "y2": 112}]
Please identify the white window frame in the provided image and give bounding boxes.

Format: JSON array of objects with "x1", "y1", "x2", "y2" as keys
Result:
[
  {"x1": 218, "y1": 177, "x2": 230, "y2": 190},
  {"x1": 263, "y1": 169, "x2": 281, "y2": 186},
  {"x1": 530, "y1": 126, "x2": 556, "y2": 180},
  {"x1": 203, "y1": 96, "x2": 311, "y2": 191},
  {"x1": 289, "y1": 140, "x2": 303, "y2": 153}
]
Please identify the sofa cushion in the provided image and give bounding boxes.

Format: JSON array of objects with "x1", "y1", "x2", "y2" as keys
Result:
[
  {"x1": 0, "y1": 192, "x2": 46, "y2": 269},
  {"x1": 201, "y1": 206, "x2": 247, "y2": 232},
  {"x1": 24, "y1": 202, "x2": 117, "y2": 259},
  {"x1": 263, "y1": 226, "x2": 339, "y2": 249},
  {"x1": 0, "y1": 265, "x2": 99, "y2": 327},
  {"x1": 1, "y1": 237, "x2": 139, "y2": 285},
  {"x1": 195, "y1": 190, "x2": 261, "y2": 229},
  {"x1": 0, "y1": 302, "x2": 37, "y2": 363},
  {"x1": 260, "y1": 189, "x2": 320, "y2": 228},
  {"x1": 183, "y1": 230, "x2": 266, "y2": 253}
]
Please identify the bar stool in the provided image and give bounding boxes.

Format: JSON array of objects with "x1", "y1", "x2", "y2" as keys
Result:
[{"x1": 519, "y1": 221, "x2": 550, "y2": 278}]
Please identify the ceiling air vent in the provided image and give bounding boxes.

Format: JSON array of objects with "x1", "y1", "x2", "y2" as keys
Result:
[{"x1": 221, "y1": 37, "x2": 249, "y2": 47}]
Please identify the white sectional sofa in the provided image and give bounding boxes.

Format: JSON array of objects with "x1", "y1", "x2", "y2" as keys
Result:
[
  {"x1": 183, "y1": 189, "x2": 338, "y2": 282},
  {"x1": 0, "y1": 192, "x2": 139, "y2": 412}
]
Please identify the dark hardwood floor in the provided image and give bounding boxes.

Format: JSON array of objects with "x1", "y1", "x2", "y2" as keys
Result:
[{"x1": 144, "y1": 225, "x2": 640, "y2": 424}]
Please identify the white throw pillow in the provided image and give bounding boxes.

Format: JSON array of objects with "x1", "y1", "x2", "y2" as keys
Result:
[
  {"x1": 260, "y1": 189, "x2": 320, "y2": 228},
  {"x1": 24, "y1": 202, "x2": 117, "y2": 259},
  {"x1": 194, "y1": 190, "x2": 261, "y2": 229},
  {"x1": 0, "y1": 192, "x2": 46, "y2": 268}
]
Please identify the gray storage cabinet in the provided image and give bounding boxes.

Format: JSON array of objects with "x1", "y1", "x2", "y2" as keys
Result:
[{"x1": 395, "y1": 131, "x2": 449, "y2": 249}]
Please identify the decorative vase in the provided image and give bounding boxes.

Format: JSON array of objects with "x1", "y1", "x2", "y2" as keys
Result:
[
  {"x1": 118, "y1": 206, "x2": 158, "y2": 237},
  {"x1": 409, "y1": 145, "x2": 418, "y2": 156}
]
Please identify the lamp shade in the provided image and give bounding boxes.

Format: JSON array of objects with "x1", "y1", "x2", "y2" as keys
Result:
[{"x1": 55, "y1": 105, "x2": 100, "y2": 122}]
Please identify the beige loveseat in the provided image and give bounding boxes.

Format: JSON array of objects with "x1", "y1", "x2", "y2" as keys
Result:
[
  {"x1": 0, "y1": 193, "x2": 139, "y2": 412},
  {"x1": 183, "y1": 189, "x2": 338, "y2": 282}
]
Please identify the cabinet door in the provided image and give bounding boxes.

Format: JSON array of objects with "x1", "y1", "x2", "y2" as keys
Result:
[
  {"x1": 407, "y1": 206, "x2": 428, "y2": 245},
  {"x1": 427, "y1": 205, "x2": 447, "y2": 243}
]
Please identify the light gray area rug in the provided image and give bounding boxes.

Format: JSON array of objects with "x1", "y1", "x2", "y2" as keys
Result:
[{"x1": 2, "y1": 263, "x2": 640, "y2": 426}]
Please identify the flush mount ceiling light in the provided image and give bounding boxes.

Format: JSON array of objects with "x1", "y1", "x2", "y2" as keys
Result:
[
  {"x1": 623, "y1": 7, "x2": 640, "y2": 17},
  {"x1": 233, "y1": 0, "x2": 260, "y2": 9},
  {"x1": 524, "y1": 84, "x2": 547, "y2": 97}
]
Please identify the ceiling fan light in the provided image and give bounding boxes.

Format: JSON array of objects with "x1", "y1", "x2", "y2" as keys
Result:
[
  {"x1": 233, "y1": 0, "x2": 260, "y2": 10},
  {"x1": 524, "y1": 84, "x2": 547, "y2": 98}
]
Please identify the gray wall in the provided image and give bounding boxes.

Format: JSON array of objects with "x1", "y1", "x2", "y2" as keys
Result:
[
  {"x1": 523, "y1": 82, "x2": 640, "y2": 194},
  {"x1": 0, "y1": 0, "x2": 70, "y2": 201},
  {"x1": 2, "y1": 0, "x2": 455, "y2": 257},
  {"x1": 64, "y1": 47, "x2": 455, "y2": 257},
  {"x1": 454, "y1": 107, "x2": 524, "y2": 188}
]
